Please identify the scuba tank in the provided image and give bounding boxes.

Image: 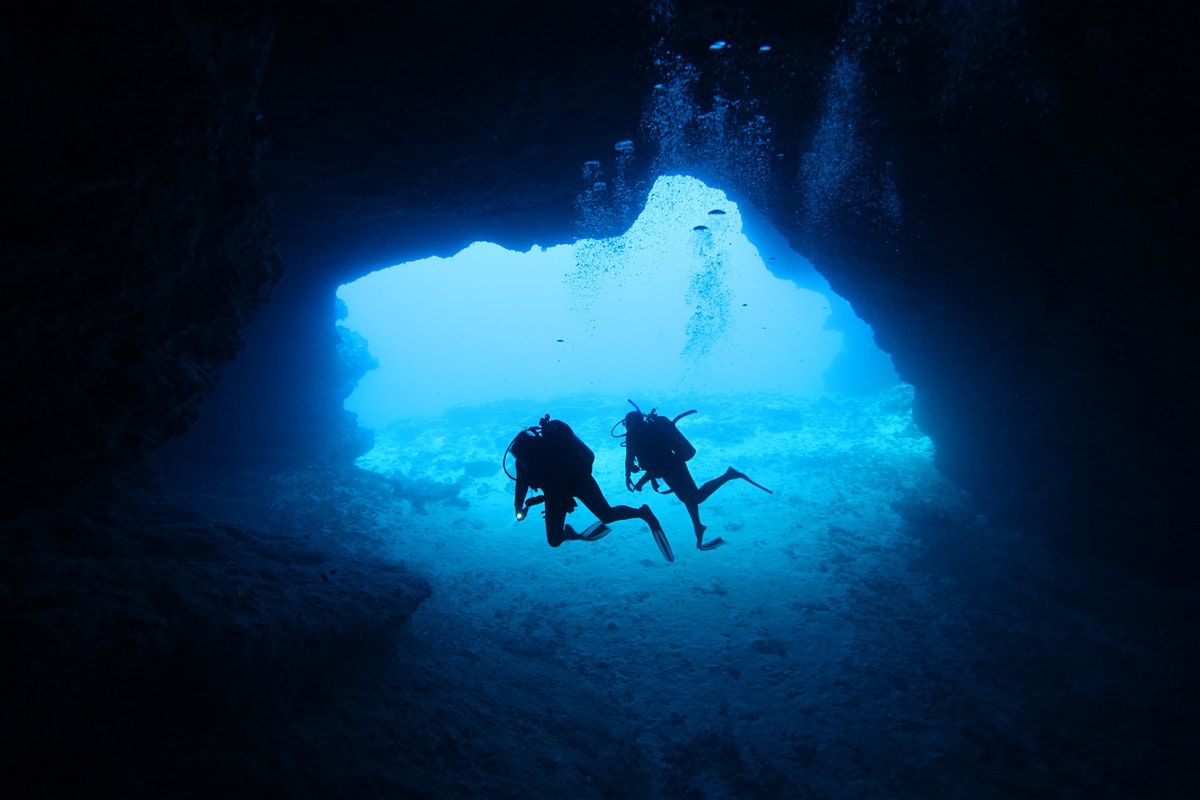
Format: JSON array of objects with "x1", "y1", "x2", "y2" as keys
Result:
[
  {"x1": 615, "y1": 400, "x2": 699, "y2": 475},
  {"x1": 502, "y1": 414, "x2": 594, "y2": 482}
]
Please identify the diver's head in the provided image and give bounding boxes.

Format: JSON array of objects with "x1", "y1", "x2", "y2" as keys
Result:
[
  {"x1": 624, "y1": 410, "x2": 644, "y2": 429},
  {"x1": 510, "y1": 430, "x2": 539, "y2": 463}
]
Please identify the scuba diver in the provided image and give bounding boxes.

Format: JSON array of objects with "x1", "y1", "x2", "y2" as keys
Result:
[
  {"x1": 504, "y1": 414, "x2": 674, "y2": 561},
  {"x1": 617, "y1": 401, "x2": 772, "y2": 551}
]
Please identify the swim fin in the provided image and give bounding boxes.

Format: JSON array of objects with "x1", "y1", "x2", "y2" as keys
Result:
[
  {"x1": 697, "y1": 536, "x2": 725, "y2": 551},
  {"x1": 580, "y1": 521, "x2": 611, "y2": 541},
  {"x1": 639, "y1": 504, "x2": 673, "y2": 562},
  {"x1": 730, "y1": 468, "x2": 773, "y2": 494},
  {"x1": 745, "y1": 476, "x2": 773, "y2": 494},
  {"x1": 652, "y1": 526, "x2": 675, "y2": 562}
]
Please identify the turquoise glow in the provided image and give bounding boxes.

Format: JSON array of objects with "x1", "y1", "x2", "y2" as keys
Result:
[
  {"x1": 330, "y1": 180, "x2": 937, "y2": 764},
  {"x1": 337, "y1": 175, "x2": 891, "y2": 427}
]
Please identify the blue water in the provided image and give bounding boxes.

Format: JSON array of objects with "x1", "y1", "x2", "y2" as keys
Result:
[
  {"x1": 337, "y1": 175, "x2": 895, "y2": 423},
  {"x1": 316, "y1": 177, "x2": 1191, "y2": 797},
  {"x1": 360, "y1": 388, "x2": 950, "y2": 796},
  {"x1": 336, "y1": 174, "x2": 922, "y2": 668},
  {"x1": 327, "y1": 176, "x2": 977, "y2": 794}
]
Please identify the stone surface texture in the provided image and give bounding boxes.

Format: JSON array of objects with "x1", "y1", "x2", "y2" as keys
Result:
[
  {"x1": 1, "y1": 5, "x2": 280, "y2": 508},
  {"x1": 2, "y1": 3, "x2": 1195, "y2": 573}
]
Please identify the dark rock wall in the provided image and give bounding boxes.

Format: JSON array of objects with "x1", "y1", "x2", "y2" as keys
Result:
[
  {"x1": 624, "y1": 3, "x2": 1196, "y2": 575},
  {"x1": 4, "y1": 3, "x2": 1195, "y2": 577},
  {"x1": 170, "y1": 1, "x2": 656, "y2": 466},
  {"x1": 0, "y1": 5, "x2": 280, "y2": 509},
  {"x1": 0, "y1": 465, "x2": 430, "y2": 795},
  {"x1": 761, "y1": 2, "x2": 1199, "y2": 574}
]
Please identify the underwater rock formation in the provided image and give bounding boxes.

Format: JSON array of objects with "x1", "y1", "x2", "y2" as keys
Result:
[
  {"x1": 5, "y1": 2, "x2": 1192, "y2": 573},
  {"x1": 0, "y1": 464, "x2": 430, "y2": 794},
  {"x1": 0, "y1": 5, "x2": 280, "y2": 510},
  {"x1": 760, "y1": 3, "x2": 1199, "y2": 576},
  {"x1": 1, "y1": 3, "x2": 1196, "y2": 797},
  {"x1": 209, "y1": 1, "x2": 1189, "y2": 577}
]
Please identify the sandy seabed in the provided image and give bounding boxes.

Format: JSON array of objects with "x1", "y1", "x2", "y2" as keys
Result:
[
  {"x1": 4, "y1": 386, "x2": 1192, "y2": 798},
  {"x1": 328, "y1": 386, "x2": 1195, "y2": 798}
]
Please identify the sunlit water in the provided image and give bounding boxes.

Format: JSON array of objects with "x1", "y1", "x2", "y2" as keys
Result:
[
  {"x1": 341, "y1": 387, "x2": 960, "y2": 794},
  {"x1": 336, "y1": 175, "x2": 894, "y2": 423},
  {"x1": 329, "y1": 175, "x2": 989, "y2": 794}
]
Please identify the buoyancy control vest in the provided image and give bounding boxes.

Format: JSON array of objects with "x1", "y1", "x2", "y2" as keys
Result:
[
  {"x1": 538, "y1": 418, "x2": 595, "y2": 475},
  {"x1": 506, "y1": 416, "x2": 594, "y2": 490},
  {"x1": 628, "y1": 410, "x2": 696, "y2": 476}
]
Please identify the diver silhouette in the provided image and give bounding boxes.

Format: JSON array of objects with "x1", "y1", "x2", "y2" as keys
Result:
[
  {"x1": 505, "y1": 415, "x2": 674, "y2": 561},
  {"x1": 618, "y1": 401, "x2": 772, "y2": 551}
]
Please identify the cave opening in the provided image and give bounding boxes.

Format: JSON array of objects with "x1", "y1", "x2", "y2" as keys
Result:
[
  {"x1": 5, "y1": 4, "x2": 1197, "y2": 795},
  {"x1": 337, "y1": 174, "x2": 899, "y2": 424},
  {"x1": 315, "y1": 175, "x2": 963, "y2": 789},
  {"x1": 334, "y1": 174, "x2": 928, "y2": 577}
]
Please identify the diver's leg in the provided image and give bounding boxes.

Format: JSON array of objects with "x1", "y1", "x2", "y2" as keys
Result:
[
  {"x1": 686, "y1": 503, "x2": 704, "y2": 541},
  {"x1": 576, "y1": 476, "x2": 668, "y2": 547},
  {"x1": 696, "y1": 467, "x2": 740, "y2": 504},
  {"x1": 664, "y1": 466, "x2": 727, "y2": 550},
  {"x1": 543, "y1": 495, "x2": 571, "y2": 547},
  {"x1": 575, "y1": 476, "x2": 643, "y2": 523},
  {"x1": 661, "y1": 466, "x2": 706, "y2": 541},
  {"x1": 575, "y1": 476, "x2": 669, "y2": 561}
]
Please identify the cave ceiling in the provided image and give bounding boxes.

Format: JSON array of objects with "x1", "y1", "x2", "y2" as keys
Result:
[{"x1": 2, "y1": 1, "x2": 1195, "y2": 578}]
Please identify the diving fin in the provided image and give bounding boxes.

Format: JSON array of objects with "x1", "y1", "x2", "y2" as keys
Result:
[
  {"x1": 744, "y1": 476, "x2": 773, "y2": 494},
  {"x1": 697, "y1": 536, "x2": 726, "y2": 551},
  {"x1": 730, "y1": 468, "x2": 773, "y2": 494},
  {"x1": 639, "y1": 504, "x2": 674, "y2": 562},
  {"x1": 580, "y1": 521, "x2": 611, "y2": 541},
  {"x1": 651, "y1": 526, "x2": 675, "y2": 562}
]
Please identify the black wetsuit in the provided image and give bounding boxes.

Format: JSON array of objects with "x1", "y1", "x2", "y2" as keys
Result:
[
  {"x1": 625, "y1": 415, "x2": 700, "y2": 501},
  {"x1": 625, "y1": 413, "x2": 741, "y2": 545},
  {"x1": 514, "y1": 419, "x2": 645, "y2": 547}
]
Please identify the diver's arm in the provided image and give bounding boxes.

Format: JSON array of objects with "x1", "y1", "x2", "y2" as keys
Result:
[
  {"x1": 625, "y1": 449, "x2": 638, "y2": 491},
  {"x1": 514, "y1": 465, "x2": 530, "y2": 520}
]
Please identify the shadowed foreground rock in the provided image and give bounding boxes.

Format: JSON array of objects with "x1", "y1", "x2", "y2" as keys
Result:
[
  {"x1": 0, "y1": 5, "x2": 280, "y2": 510},
  {"x1": 0, "y1": 468, "x2": 429, "y2": 796}
]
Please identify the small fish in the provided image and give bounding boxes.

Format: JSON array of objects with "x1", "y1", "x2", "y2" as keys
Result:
[
  {"x1": 708, "y1": 209, "x2": 726, "y2": 215},
  {"x1": 693, "y1": 225, "x2": 709, "y2": 231}
]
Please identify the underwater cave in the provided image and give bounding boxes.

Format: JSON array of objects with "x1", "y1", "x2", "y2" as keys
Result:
[{"x1": 1, "y1": 3, "x2": 1196, "y2": 799}]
